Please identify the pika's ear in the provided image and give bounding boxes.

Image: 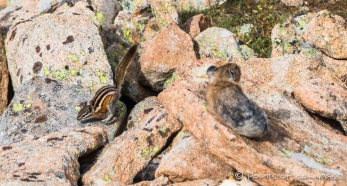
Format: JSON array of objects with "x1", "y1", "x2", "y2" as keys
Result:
[
  {"x1": 227, "y1": 68, "x2": 236, "y2": 81},
  {"x1": 206, "y1": 66, "x2": 217, "y2": 78}
]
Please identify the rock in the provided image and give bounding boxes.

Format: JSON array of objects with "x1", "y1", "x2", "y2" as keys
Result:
[
  {"x1": 220, "y1": 178, "x2": 257, "y2": 186},
  {"x1": 0, "y1": 0, "x2": 5, "y2": 6},
  {"x1": 0, "y1": 0, "x2": 79, "y2": 34},
  {"x1": 294, "y1": 78, "x2": 347, "y2": 120},
  {"x1": 240, "y1": 44, "x2": 258, "y2": 59},
  {"x1": 176, "y1": 0, "x2": 227, "y2": 11},
  {"x1": 139, "y1": 23, "x2": 196, "y2": 91},
  {"x1": 158, "y1": 58, "x2": 347, "y2": 185},
  {"x1": 0, "y1": 126, "x2": 107, "y2": 186},
  {"x1": 0, "y1": 36, "x2": 9, "y2": 115},
  {"x1": 170, "y1": 179, "x2": 217, "y2": 186},
  {"x1": 102, "y1": 27, "x2": 158, "y2": 103},
  {"x1": 89, "y1": 0, "x2": 121, "y2": 27},
  {"x1": 5, "y1": 1, "x2": 113, "y2": 91},
  {"x1": 180, "y1": 14, "x2": 210, "y2": 38},
  {"x1": 6, "y1": 0, "x2": 21, "y2": 6},
  {"x1": 303, "y1": 10, "x2": 347, "y2": 59},
  {"x1": 156, "y1": 136, "x2": 233, "y2": 182},
  {"x1": 194, "y1": 27, "x2": 245, "y2": 61},
  {"x1": 271, "y1": 12, "x2": 316, "y2": 58},
  {"x1": 131, "y1": 176, "x2": 170, "y2": 186},
  {"x1": 133, "y1": 159, "x2": 160, "y2": 183},
  {"x1": 119, "y1": 0, "x2": 150, "y2": 14},
  {"x1": 113, "y1": 10, "x2": 153, "y2": 43},
  {"x1": 281, "y1": 0, "x2": 303, "y2": 6},
  {"x1": 269, "y1": 54, "x2": 328, "y2": 93},
  {"x1": 150, "y1": 0, "x2": 178, "y2": 29},
  {"x1": 322, "y1": 54, "x2": 347, "y2": 89},
  {"x1": 0, "y1": 0, "x2": 40, "y2": 35},
  {"x1": 81, "y1": 97, "x2": 182, "y2": 185},
  {"x1": 0, "y1": 76, "x2": 126, "y2": 145}
]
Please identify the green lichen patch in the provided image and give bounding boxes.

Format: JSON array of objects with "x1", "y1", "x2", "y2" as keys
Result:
[
  {"x1": 74, "y1": 106, "x2": 81, "y2": 111},
  {"x1": 25, "y1": 103, "x2": 32, "y2": 108},
  {"x1": 13, "y1": 103, "x2": 24, "y2": 112},
  {"x1": 321, "y1": 158, "x2": 330, "y2": 164},
  {"x1": 96, "y1": 12, "x2": 104, "y2": 24},
  {"x1": 104, "y1": 174, "x2": 111, "y2": 183},
  {"x1": 140, "y1": 146, "x2": 159, "y2": 159},
  {"x1": 99, "y1": 73, "x2": 107, "y2": 84},
  {"x1": 164, "y1": 72, "x2": 179, "y2": 88},
  {"x1": 70, "y1": 69, "x2": 79, "y2": 76},
  {"x1": 67, "y1": 54, "x2": 79, "y2": 62},
  {"x1": 159, "y1": 126, "x2": 167, "y2": 133},
  {"x1": 177, "y1": 130, "x2": 191, "y2": 138},
  {"x1": 80, "y1": 50, "x2": 86, "y2": 56},
  {"x1": 43, "y1": 66, "x2": 51, "y2": 77},
  {"x1": 201, "y1": 104, "x2": 207, "y2": 111},
  {"x1": 52, "y1": 69, "x2": 68, "y2": 81}
]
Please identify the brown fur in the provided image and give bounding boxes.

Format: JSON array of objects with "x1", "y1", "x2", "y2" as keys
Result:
[{"x1": 206, "y1": 63, "x2": 268, "y2": 138}]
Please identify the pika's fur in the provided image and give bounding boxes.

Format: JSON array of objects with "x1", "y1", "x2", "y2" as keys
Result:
[{"x1": 206, "y1": 63, "x2": 268, "y2": 138}]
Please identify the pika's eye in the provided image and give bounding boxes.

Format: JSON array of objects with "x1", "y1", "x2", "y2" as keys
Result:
[{"x1": 227, "y1": 68, "x2": 236, "y2": 81}]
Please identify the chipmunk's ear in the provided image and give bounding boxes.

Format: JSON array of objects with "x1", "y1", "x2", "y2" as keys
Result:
[
  {"x1": 206, "y1": 66, "x2": 217, "y2": 78},
  {"x1": 226, "y1": 68, "x2": 236, "y2": 81}
]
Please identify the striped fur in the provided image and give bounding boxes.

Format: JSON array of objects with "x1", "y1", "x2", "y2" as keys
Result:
[{"x1": 77, "y1": 43, "x2": 139, "y2": 123}]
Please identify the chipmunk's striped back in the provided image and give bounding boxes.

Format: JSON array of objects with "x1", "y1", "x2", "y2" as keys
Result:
[{"x1": 77, "y1": 43, "x2": 139, "y2": 123}]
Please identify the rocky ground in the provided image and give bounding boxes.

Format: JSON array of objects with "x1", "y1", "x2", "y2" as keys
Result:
[{"x1": 0, "y1": 0, "x2": 346, "y2": 186}]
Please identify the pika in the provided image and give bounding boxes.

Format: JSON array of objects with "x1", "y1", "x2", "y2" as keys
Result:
[{"x1": 206, "y1": 63, "x2": 268, "y2": 138}]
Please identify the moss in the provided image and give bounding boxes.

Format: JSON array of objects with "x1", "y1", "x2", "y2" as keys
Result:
[
  {"x1": 96, "y1": 12, "x2": 104, "y2": 24},
  {"x1": 13, "y1": 103, "x2": 23, "y2": 112},
  {"x1": 67, "y1": 54, "x2": 79, "y2": 62}
]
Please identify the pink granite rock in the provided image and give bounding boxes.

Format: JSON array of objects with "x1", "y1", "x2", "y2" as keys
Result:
[{"x1": 139, "y1": 23, "x2": 196, "y2": 91}]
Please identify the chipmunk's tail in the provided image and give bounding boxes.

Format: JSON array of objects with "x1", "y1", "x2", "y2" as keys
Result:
[{"x1": 114, "y1": 43, "x2": 139, "y2": 88}]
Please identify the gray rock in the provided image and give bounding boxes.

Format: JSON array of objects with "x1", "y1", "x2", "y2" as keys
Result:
[
  {"x1": 0, "y1": 76, "x2": 126, "y2": 145},
  {"x1": 5, "y1": 1, "x2": 113, "y2": 91},
  {"x1": 156, "y1": 136, "x2": 233, "y2": 182},
  {"x1": 81, "y1": 97, "x2": 182, "y2": 185},
  {"x1": 194, "y1": 27, "x2": 244, "y2": 61},
  {"x1": 0, "y1": 126, "x2": 108, "y2": 186},
  {"x1": 89, "y1": 0, "x2": 121, "y2": 27}
]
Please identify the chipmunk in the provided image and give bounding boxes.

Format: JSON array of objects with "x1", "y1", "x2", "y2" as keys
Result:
[
  {"x1": 206, "y1": 63, "x2": 268, "y2": 138},
  {"x1": 77, "y1": 43, "x2": 139, "y2": 123}
]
